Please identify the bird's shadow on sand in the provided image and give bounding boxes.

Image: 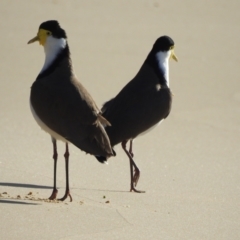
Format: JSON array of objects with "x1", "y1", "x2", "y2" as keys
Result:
[
  {"x1": 0, "y1": 182, "x2": 52, "y2": 189},
  {"x1": 0, "y1": 182, "x2": 130, "y2": 205},
  {"x1": 0, "y1": 182, "x2": 129, "y2": 193},
  {"x1": 0, "y1": 199, "x2": 39, "y2": 205}
]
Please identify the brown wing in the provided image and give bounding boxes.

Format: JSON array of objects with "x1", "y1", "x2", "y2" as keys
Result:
[
  {"x1": 31, "y1": 74, "x2": 112, "y2": 157},
  {"x1": 102, "y1": 65, "x2": 172, "y2": 146}
]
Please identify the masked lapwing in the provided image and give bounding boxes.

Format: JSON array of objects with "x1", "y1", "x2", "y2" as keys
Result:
[
  {"x1": 95, "y1": 36, "x2": 177, "y2": 192},
  {"x1": 28, "y1": 20, "x2": 113, "y2": 201}
]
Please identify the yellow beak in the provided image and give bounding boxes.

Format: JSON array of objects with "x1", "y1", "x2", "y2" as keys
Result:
[
  {"x1": 171, "y1": 49, "x2": 178, "y2": 62},
  {"x1": 27, "y1": 36, "x2": 39, "y2": 44},
  {"x1": 27, "y1": 29, "x2": 49, "y2": 46}
]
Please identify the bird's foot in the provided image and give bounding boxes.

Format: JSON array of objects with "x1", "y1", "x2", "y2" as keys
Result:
[
  {"x1": 130, "y1": 185, "x2": 145, "y2": 193},
  {"x1": 49, "y1": 188, "x2": 58, "y2": 200},
  {"x1": 58, "y1": 191, "x2": 72, "y2": 202}
]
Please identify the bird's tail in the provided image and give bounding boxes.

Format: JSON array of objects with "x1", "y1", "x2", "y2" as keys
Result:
[{"x1": 95, "y1": 148, "x2": 116, "y2": 164}]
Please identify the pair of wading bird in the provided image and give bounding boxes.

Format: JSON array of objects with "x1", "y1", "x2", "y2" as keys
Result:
[{"x1": 28, "y1": 20, "x2": 178, "y2": 201}]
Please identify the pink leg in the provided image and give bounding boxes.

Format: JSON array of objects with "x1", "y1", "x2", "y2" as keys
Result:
[
  {"x1": 58, "y1": 143, "x2": 72, "y2": 202},
  {"x1": 49, "y1": 138, "x2": 58, "y2": 200},
  {"x1": 121, "y1": 140, "x2": 145, "y2": 193},
  {"x1": 128, "y1": 140, "x2": 140, "y2": 186},
  {"x1": 129, "y1": 140, "x2": 134, "y2": 158}
]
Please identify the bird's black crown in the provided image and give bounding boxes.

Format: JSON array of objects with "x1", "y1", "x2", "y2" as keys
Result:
[
  {"x1": 39, "y1": 20, "x2": 67, "y2": 39},
  {"x1": 152, "y1": 35, "x2": 175, "y2": 52}
]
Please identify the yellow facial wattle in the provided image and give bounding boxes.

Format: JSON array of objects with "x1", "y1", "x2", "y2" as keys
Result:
[{"x1": 27, "y1": 29, "x2": 52, "y2": 46}]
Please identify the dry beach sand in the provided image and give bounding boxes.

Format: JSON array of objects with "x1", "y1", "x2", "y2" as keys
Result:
[{"x1": 0, "y1": 0, "x2": 240, "y2": 239}]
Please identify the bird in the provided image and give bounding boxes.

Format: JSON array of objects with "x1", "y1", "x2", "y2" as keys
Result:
[
  {"x1": 95, "y1": 36, "x2": 178, "y2": 193},
  {"x1": 28, "y1": 20, "x2": 114, "y2": 201}
]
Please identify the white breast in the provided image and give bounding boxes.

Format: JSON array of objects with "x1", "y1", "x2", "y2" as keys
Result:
[{"x1": 138, "y1": 119, "x2": 164, "y2": 137}]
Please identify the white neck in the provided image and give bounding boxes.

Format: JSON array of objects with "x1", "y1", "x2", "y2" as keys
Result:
[
  {"x1": 155, "y1": 51, "x2": 171, "y2": 87},
  {"x1": 40, "y1": 36, "x2": 67, "y2": 74}
]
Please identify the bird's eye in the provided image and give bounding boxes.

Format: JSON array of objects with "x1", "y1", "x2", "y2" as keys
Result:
[{"x1": 46, "y1": 31, "x2": 51, "y2": 36}]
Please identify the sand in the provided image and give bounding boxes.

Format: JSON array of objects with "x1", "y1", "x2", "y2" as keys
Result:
[{"x1": 0, "y1": 0, "x2": 240, "y2": 239}]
